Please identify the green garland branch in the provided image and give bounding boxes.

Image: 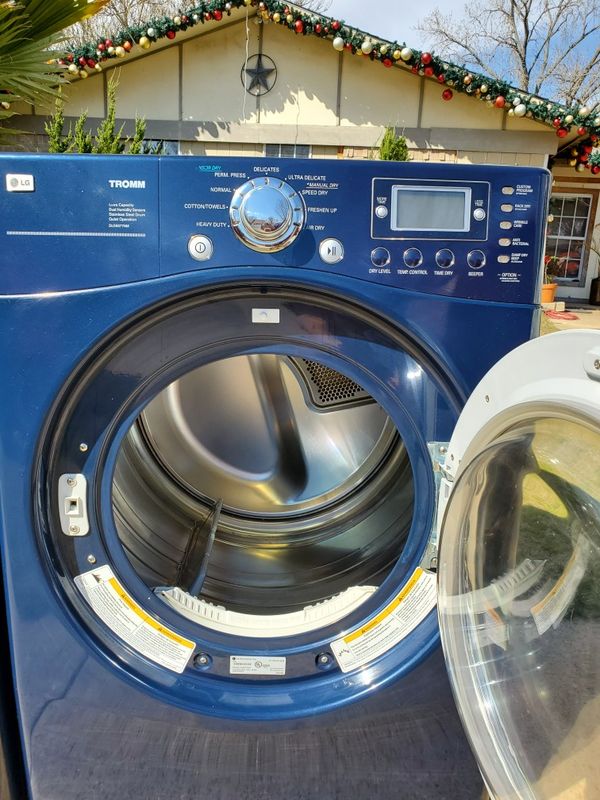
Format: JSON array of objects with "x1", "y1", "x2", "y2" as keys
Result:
[{"x1": 56, "y1": 0, "x2": 600, "y2": 173}]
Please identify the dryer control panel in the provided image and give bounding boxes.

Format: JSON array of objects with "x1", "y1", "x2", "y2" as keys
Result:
[{"x1": 0, "y1": 154, "x2": 551, "y2": 301}]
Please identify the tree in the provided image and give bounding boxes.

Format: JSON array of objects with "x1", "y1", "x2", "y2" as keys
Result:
[
  {"x1": 45, "y1": 71, "x2": 148, "y2": 153},
  {"x1": 379, "y1": 127, "x2": 410, "y2": 161},
  {"x1": 0, "y1": 0, "x2": 109, "y2": 138},
  {"x1": 417, "y1": 0, "x2": 600, "y2": 106}
]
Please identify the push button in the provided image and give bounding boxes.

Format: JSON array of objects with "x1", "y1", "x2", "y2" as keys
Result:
[
  {"x1": 371, "y1": 247, "x2": 391, "y2": 267},
  {"x1": 375, "y1": 205, "x2": 389, "y2": 219},
  {"x1": 319, "y1": 238, "x2": 344, "y2": 264},
  {"x1": 498, "y1": 238, "x2": 511, "y2": 247},
  {"x1": 467, "y1": 250, "x2": 486, "y2": 269},
  {"x1": 188, "y1": 235, "x2": 214, "y2": 261},
  {"x1": 473, "y1": 208, "x2": 486, "y2": 221},
  {"x1": 499, "y1": 221, "x2": 513, "y2": 229},
  {"x1": 500, "y1": 203, "x2": 513, "y2": 212},
  {"x1": 435, "y1": 249, "x2": 455, "y2": 268},
  {"x1": 403, "y1": 247, "x2": 423, "y2": 268},
  {"x1": 501, "y1": 186, "x2": 515, "y2": 195}
]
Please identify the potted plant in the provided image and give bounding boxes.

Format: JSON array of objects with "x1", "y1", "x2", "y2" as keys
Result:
[{"x1": 541, "y1": 256, "x2": 561, "y2": 303}]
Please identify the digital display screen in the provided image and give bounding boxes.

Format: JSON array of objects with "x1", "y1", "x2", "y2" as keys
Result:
[{"x1": 391, "y1": 187, "x2": 470, "y2": 231}]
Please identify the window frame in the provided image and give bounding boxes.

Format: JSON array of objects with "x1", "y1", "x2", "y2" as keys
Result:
[
  {"x1": 264, "y1": 144, "x2": 312, "y2": 159},
  {"x1": 545, "y1": 188, "x2": 598, "y2": 288}
]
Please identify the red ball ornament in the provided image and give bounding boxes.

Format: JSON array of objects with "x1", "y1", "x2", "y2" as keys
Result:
[
  {"x1": 181, "y1": 15, "x2": 189, "y2": 24},
  {"x1": 123, "y1": 41, "x2": 132, "y2": 52},
  {"x1": 437, "y1": 73, "x2": 446, "y2": 83},
  {"x1": 344, "y1": 42, "x2": 352, "y2": 50},
  {"x1": 383, "y1": 58, "x2": 393, "y2": 68},
  {"x1": 204, "y1": 12, "x2": 212, "y2": 20},
  {"x1": 577, "y1": 126, "x2": 587, "y2": 136},
  {"x1": 591, "y1": 165, "x2": 600, "y2": 175},
  {"x1": 424, "y1": 66, "x2": 434, "y2": 77},
  {"x1": 332, "y1": 20, "x2": 341, "y2": 30},
  {"x1": 552, "y1": 117, "x2": 562, "y2": 128},
  {"x1": 105, "y1": 39, "x2": 113, "y2": 47},
  {"x1": 556, "y1": 127, "x2": 568, "y2": 137},
  {"x1": 583, "y1": 144, "x2": 594, "y2": 154},
  {"x1": 578, "y1": 153, "x2": 589, "y2": 162},
  {"x1": 67, "y1": 54, "x2": 74, "y2": 62},
  {"x1": 421, "y1": 52, "x2": 432, "y2": 65},
  {"x1": 323, "y1": 26, "x2": 329, "y2": 34},
  {"x1": 213, "y1": 10, "x2": 222, "y2": 20},
  {"x1": 166, "y1": 30, "x2": 176, "y2": 39},
  {"x1": 442, "y1": 88, "x2": 453, "y2": 101},
  {"x1": 294, "y1": 19, "x2": 304, "y2": 33},
  {"x1": 591, "y1": 135, "x2": 598, "y2": 143},
  {"x1": 315, "y1": 23, "x2": 322, "y2": 33},
  {"x1": 78, "y1": 56, "x2": 86, "y2": 66},
  {"x1": 411, "y1": 66, "x2": 418, "y2": 74},
  {"x1": 86, "y1": 58, "x2": 96, "y2": 68},
  {"x1": 494, "y1": 96, "x2": 506, "y2": 108},
  {"x1": 97, "y1": 43, "x2": 105, "y2": 52}
]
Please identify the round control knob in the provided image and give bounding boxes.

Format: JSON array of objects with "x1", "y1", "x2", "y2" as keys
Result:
[
  {"x1": 371, "y1": 247, "x2": 391, "y2": 267},
  {"x1": 230, "y1": 177, "x2": 305, "y2": 252},
  {"x1": 403, "y1": 247, "x2": 423, "y2": 268},
  {"x1": 473, "y1": 207, "x2": 486, "y2": 221},
  {"x1": 467, "y1": 250, "x2": 486, "y2": 269},
  {"x1": 435, "y1": 249, "x2": 455, "y2": 268}
]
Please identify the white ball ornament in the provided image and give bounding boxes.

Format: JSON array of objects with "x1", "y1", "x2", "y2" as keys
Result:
[
  {"x1": 147, "y1": 28, "x2": 155, "y2": 37},
  {"x1": 68, "y1": 63, "x2": 79, "y2": 74},
  {"x1": 565, "y1": 114, "x2": 574, "y2": 123},
  {"x1": 512, "y1": 96, "x2": 521, "y2": 106},
  {"x1": 380, "y1": 44, "x2": 388, "y2": 55},
  {"x1": 400, "y1": 47, "x2": 412, "y2": 61},
  {"x1": 514, "y1": 103, "x2": 527, "y2": 117},
  {"x1": 173, "y1": 16, "x2": 181, "y2": 25},
  {"x1": 332, "y1": 36, "x2": 344, "y2": 51},
  {"x1": 579, "y1": 106, "x2": 590, "y2": 116},
  {"x1": 107, "y1": 46, "x2": 115, "y2": 54},
  {"x1": 361, "y1": 39, "x2": 373, "y2": 54}
]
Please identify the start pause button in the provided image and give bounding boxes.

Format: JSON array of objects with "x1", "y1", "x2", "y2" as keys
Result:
[{"x1": 319, "y1": 238, "x2": 344, "y2": 265}]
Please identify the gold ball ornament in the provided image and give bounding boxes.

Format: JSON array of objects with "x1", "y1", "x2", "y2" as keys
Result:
[
  {"x1": 139, "y1": 36, "x2": 150, "y2": 48},
  {"x1": 95, "y1": 63, "x2": 103, "y2": 71},
  {"x1": 68, "y1": 63, "x2": 79, "y2": 74},
  {"x1": 508, "y1": 108, "x2": 515, "y2": 116},
  {"x1": 0, "y1": 101, "x2": 10, "y2": 110},
  {"x1": 286, "y1": 13, "x2": 293, "y2": 23},
  {"x1": 244, "y1": 0, "x2": 253, "y2": 5},
  {"x1": 115, "y1": 46, "x2": 126, "y2": 58},
  {"x1": 463, "y1": 74, "x2": 472, "y2": 85},
  {"x1": 380, "y1": 44, "x2": 389, "y2": 55},
  {"x1": 392, "y1": 49, "x2": 402, "y2": 60},
  {"x1": 79, "y1": 70, "x2": 88, "y2": 78},
  {"x1": 480, "y1": 84, "x2": 488, "y2": 93},
  {"x1": 273, "y1": 12, "x2": 280, "y2": 21},
  {"x1": 569, "y1": 158, "x2": 577, "y2": 166},
  {"x1": 400, "y1": 47, "x2": 412, "y2": 61},
  {"x1": 261, "y1": 10, "x2": 269, "y2": 19},
  {"x1": 576, "y1": 163, "x2": 585, "y2": 172}
]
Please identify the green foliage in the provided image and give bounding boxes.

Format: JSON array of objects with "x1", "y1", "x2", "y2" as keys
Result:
[
  {"x1": 379, "y1": 127, "x2": 410, "y2": 161},
  {"x1": 0, "y1": 0, "x2": 109, "y2": 140},
  {"x1": 45, "y1": 73, "x2": 147, "y2": 155}
]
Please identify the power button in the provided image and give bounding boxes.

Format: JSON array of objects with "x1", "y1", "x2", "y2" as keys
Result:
[{"x1": 188, "y1": 235, "x2": 214, "y2": 261}]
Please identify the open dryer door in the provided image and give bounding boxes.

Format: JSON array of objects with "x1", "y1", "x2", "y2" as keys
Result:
[{"x1": 437, "y1": 329, "x2": 600, "y2": 800}]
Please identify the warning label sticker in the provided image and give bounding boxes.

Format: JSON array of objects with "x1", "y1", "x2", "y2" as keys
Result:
[
  {"x1": 75, "y1": 565, "x2": 195, "y2": 674},
  {"x1": 331, "y1": 568, "x2": 437, "y2": 673},
  {"x1": 230, "y1": 656, "x2": 286, "y2": 676}
]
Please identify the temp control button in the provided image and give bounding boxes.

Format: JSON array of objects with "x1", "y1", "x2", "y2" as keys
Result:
[
  {"x1": 473, "y1": 208, "x2": 486, "y2": 221},
  {"x1": 435, "y1": 249, "x2": 455, "y2": 268},
  {"x1": 319, "y1": 238, "x2": 344, "y2": 265},
  {"x1": 375, "y1": 205, "x2": 389, "y2": 219},
  {"x1": 467, "y1": 250, "x2": 486, "y2": 269},
  {"x1": 371, "y1": 247, "x2": 391, "y2": 267},
  {"x1": 188, "y1": 235, "x2": 214, "y2": 261},
  {"x1": 403, "y1": 247, "x2": 423, "y2": 268}
]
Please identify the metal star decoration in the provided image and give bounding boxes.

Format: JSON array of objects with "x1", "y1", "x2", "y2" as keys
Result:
[{"x1": 241, "y1": 54, "x2": 277, "y2": 96}]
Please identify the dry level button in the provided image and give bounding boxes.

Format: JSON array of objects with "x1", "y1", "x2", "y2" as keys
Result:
[
  {"x1": 188, "y1": 235, "x2": 214, "y2": 261},
  {"x1": 500, "y1": 203, "x2": 513, "y2": 212}
]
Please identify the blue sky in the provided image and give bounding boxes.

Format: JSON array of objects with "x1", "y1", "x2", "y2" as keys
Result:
[{"x1": 325, "y1": 0, "x2": 464, "y2": 48}]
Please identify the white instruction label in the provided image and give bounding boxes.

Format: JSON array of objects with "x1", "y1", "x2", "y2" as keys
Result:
[
  {"x1": 331, "y1": 568, "x2": 436, "y2": 673},
  {"x1": 230, "y1": 656, "x2": 286, "y2": 676},
  {"x1": 75, "y1": 565, "x2": 195, "y2": 674}
]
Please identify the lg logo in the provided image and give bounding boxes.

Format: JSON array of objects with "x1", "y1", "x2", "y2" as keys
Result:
[{"x1": 108, "y1": 179, "x2": 146, "y2": 189}]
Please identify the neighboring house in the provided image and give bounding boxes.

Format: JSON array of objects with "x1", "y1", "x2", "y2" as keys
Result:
[{"x1": 8, "y1": 1, "x2": 600, "y2": 301}]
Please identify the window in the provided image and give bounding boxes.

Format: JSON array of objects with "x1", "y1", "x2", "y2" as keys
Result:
[
  {"x1": 142, "y1": 140, "x2": 180, "y2": 156},
  {"x1": 545, "y1": 194, "x2": 592, "y2": 284},
  {"x1": 264, "y1": 144, "x2": 311, "y2": 159}
]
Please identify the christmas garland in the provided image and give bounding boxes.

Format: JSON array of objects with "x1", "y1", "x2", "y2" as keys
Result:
[{"x1": 57, "y1": 0, "x2": 600, "y2": 174}]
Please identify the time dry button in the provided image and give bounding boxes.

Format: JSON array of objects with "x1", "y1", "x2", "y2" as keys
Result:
[
  {"x1": 319, "y1": 238, "x2": 344, "y2": 265},
  {"x1": 435, "y1": 249, "x2": 454, "y2": 268},
  {"x1": 473, "y1": 208, "x2": 486, "y2": 221},
  {"x1": 375, "y1": 205, "x2": 389, "y2": 219},
  {"x1": 188, "y1": 235, "x2": 213, "y2": 261}
]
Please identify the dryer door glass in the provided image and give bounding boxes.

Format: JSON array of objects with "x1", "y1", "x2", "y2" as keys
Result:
[{"x1": 438, "y1": 415, "x2": 600, "y2": 800}]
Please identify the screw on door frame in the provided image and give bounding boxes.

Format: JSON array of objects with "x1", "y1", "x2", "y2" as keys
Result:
[{"x1": 594, "y1": 359, "x2": 600, "y2": 370}]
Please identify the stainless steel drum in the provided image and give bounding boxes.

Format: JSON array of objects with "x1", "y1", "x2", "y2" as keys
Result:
[{"x1": 112, "y1": 355, "x2": 413, "y2": 616}]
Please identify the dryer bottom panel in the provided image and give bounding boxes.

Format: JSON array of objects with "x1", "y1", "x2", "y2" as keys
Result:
[{"x1": 27, "y1": 650, "x2": 482, "y2": 800}]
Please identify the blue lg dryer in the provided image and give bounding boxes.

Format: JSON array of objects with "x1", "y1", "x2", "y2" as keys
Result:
[{"x1": 0, "y1": 155, "x2": 550, "y2": 799}]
